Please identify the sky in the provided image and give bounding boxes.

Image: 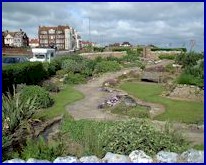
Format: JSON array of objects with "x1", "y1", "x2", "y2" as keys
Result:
[{"x1": 2, "y1": 2, "x2": 204, "y2": 51}]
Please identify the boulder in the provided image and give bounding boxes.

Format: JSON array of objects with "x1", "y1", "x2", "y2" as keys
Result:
[
  {"x1": 102, "y1": 152, "x2": 131, "y2": 163},
  {"x1": 156, "y1": 151, "x2": 178, "y2": 163},
  {"x1": 53, "y1": 156, "x2": 79, "y2": 163},
  {"x1": 80, "y1": 155, "x2": 102, "y2": 163},
  {"x1": 129, "y1": 150, "x2": 153, "y2": 163},
  {"x1": 180, "y1": 149, "x2": 204, "y2": 163},
  {"x1": 26, "y1": 158, "x2": 51, "y2": 163},
  {"x1": 3, "y1": 158, "x2": 25, "y2": 163}
]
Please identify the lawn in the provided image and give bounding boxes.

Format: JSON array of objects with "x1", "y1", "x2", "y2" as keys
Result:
[
  {"x1": 33, "y1": 85, "x2": 84, "y2": 120},
  {"x1": 119, "y1": 82, "x2": 204, "y2": 124}
]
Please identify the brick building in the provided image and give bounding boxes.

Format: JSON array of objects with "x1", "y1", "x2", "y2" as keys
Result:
[{"x1": 38, "y1": 25, "x2": 81, "y2": 50}]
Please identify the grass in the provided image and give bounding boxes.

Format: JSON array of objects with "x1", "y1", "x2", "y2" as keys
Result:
[
  {"x1": 111, "y1": 103, "x2": 150, "y2": 118},
  {"x1": 119, "y1": 82, "x2": 204, "y2": 124},
  {"x1": 33, "y1": 85, "x2": 84, "y2": 120}
]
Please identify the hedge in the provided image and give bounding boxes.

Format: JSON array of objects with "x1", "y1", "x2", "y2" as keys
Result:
[
  {"x1": 151, "y1": 48, "x2": 187, "y2": 52},
  {"x1": 2, "y1": 62, "x2": 48, "y2": 93}
]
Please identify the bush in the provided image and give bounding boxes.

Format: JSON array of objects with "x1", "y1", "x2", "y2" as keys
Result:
[
  {"x1": 42, "y1": 81, "x2": 60, "y2": 93},
  {"x1": 177, "y1": 72, "x2": 203, "y2": 87},
  {"x1": 61, "y1": 59, "x2": 87, "y2": 74},
  {"x1": 94, "y1": 61, "x2": 121, "y2": 74},
  {"x1": 64, "y1": 73, "x2": 86, "y2": 84},
  {"x1": 159, "y1": 54, "x2": 176, "y2": 60},
  {"x1": 99, "y1": 119, "x2": 189, "y2": 156},
  {"x1": 165, "y1": 64, "x2": 175, "y2": 73},
  {"x1": 2, "y1": 62, "x2": 48, "y2": 94},
  {"x1": 2, "y1": 90, "x2": 38, "y2": 134},
  {"x1": 20, "y1": 85, "x2": 54, "y2": 108},
  {"x1": 20, "y1": 137, "x2": 64, "y2": 161}
]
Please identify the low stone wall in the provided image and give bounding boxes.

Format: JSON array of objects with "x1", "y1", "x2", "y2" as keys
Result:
[
  {"x1": 165, "y1": 84, "x2": 204, "y2": 102},
  {"x1": 4, "y1": 149, "x2": 204, "y2": 163},
  {"x1": 2, "y1": 47, "x2": 32, "y2": 56},
  {"x1": 79, "y1": 51, "x2": 127, "y2": 59}
]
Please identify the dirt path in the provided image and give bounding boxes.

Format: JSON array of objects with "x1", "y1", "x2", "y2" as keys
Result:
[{"x1": 66, "y1": 67, "x2": 141, "y2": 120}]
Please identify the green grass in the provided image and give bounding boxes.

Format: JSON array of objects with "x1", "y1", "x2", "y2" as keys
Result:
[
  {"x1": 111, "y1": 103, "x2": 149, "y2": 118},
  {"x1": 119, "y1": 82, "x2": 204, "y2": 124},
  {"x1": 33, "y1": 85, "x2": 84, "y2": 120}
]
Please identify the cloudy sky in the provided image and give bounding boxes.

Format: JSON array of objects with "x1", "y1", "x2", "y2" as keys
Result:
[{"x1": 2, "y1": 2, "x2": 204, "y2": 51}]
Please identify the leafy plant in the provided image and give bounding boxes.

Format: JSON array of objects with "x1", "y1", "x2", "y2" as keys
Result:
[
  {"x1": 2, "y1": 89, "x2": 38, "y2": 133},
  {"x1": 94, "y1": 61, "x2": 121, "y2": 74},
  {"x1": 20, "y1": 137, "x2": 64, "y2": 161},
  {"x1": 99, "y1": 119, "x2": 189, "y2": 156},
  {"x1": 64, "y1": 73, "x2": 86, "y2": 84},
  {"x1": 20, "y1": 85, "x2": 54, "y2": 108},
  {"x1": 42, "y1": 81, "x2": 60, "y2": 93}
]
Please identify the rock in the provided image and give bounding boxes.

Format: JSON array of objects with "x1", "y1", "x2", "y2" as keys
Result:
[
  {"x1": 156, "y1": 151, "x2": 178, "y2": 163},
  {"x1": 26, "y1": 158, "x2": 51, "y2": 163},
  {"x1": 53, "y1": 156, "x2": 79, "y2": 163},
  {"x1": 80, "y1": 155, "x2": 102, "y2": 163},
  {"x1": 3, "y1": 158, "x2": 25, "y2": 163},
  {"x1": 129, "y1": 150, "x2": 153, "y2": 163},
  {"x1": 59, "y1": 78, "x2": 64, "y2": 82},
  {"x1": 180, "y1": 149, "x2": 204, "y2": 163},
  {"x1": 102, "y1": 152, "x2": 131, "y2": 163}
]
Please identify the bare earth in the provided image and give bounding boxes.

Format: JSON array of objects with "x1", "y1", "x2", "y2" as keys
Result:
[{"x1": 66, "y1": 64, "x2": 204, "y2": 145}]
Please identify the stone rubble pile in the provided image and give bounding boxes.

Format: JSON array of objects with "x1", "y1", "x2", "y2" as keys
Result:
[{"x1": 3, "y1": 149, "x2": 204, "y2": 163}]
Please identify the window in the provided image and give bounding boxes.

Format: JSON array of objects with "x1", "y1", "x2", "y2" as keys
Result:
[
  {"x1": 49, "y1": 29, "x2": 55, "y2": 34},
  {"x1": 41, "y1": 31, "x2": 47, "y2": 34}
]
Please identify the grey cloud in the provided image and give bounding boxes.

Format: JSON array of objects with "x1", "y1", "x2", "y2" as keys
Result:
[{"x1": 2, "y1": 2, "x2": 204, "y2": 51}]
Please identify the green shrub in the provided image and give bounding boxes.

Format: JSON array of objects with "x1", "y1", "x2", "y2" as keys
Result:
[
  {"x1": 159, "y1": 54, "x2": 176, "y2": 60},
  {"x1": 20, "y1": 137, "x2": 64, "y2": 161},
  {"x1": 2, "y1": 62, "x2": 48, "y2": 94},
  {"x1": 60, "y1": 118, "x2": 114, "y2": 157},
  {"x1": 94, "y1": 61, "x2": 121, "y2": 74},
  {"x1": 64, "y1": 73, "x2": 86, "y2": 84},
  {"x1": 56, "y1": 69, "x2": 67, "y2": 78},
  {"x1": 177, "y1": 72, "x2": 203, "y2": 87},
  {"x1": 2, "y1": 89, "x2": 38, "y2": 134},
  {"x1": 42, "y1": 81, "x2": 60, "y2": 93},
  {"x1": 20, "y1": 85, "x2": 54, "y2": 108},
  {"x1": 165, "y1": 64, "x2": 175, "y2": 73},
  {"x1": 151, "y1": 48, "x2": 187, "y2": 52},
  {"x1": 61, "y1": 59, "x2": 87, "y2": 74},
  {"x1": 99, "y1": 119, "x2": 189, "y2": 156}
]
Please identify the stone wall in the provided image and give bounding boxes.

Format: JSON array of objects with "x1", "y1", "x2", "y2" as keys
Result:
[
  {"x1": 4, "y1": 149, "x2": 204, "y2": 163},
  {"x1": 2, "y1": 47, "x2": 32, "y2": 56},
  {"x1": 79, "y1": 51, "x2": 127, "y2": 60}
]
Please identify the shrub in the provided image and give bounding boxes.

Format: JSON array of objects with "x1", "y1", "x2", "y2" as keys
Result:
[
  {"x1": 20, "y1": 85, "x2": 54, "y2": 108},
  {"x1": 177, "y1": 72, "x2": 203, "y2": 87},
  {"x1": 42, "y1": 81, "x2": 60, "y2": 93},
  {"x1": 159, "y1": 54, "x2": 176, "y2": 60},
  {"x1": 94, "y1": 61, "x2": 121, "y2": 74},
  {"x1": 165, "y1": 64, "x2": 175, "y2": 73},
  {"x1": 56, "y1": 69, "x2": 67, "y2": 78},
  {"x1": 2, "y1": 89, "x2": 38, "y2": 134},
  {"x1": 61, "y1": 59, "x2": 87, "y2": 73},
  {"x1": 64, "y1": 73, "x2": 86, "y2": 84},
  {"x1": 99, "y1": 119, "x2": 189, "y2": 156},
  {"x1": 20, "y1": 137, "x2": 64, "y2": 161},
  {"x1": 2, "y1": 62, "x2": 48, "y2": 94}
]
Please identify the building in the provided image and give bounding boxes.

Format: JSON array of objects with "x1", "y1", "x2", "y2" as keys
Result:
[
  {"x1": 121, "y1": 42, "x2": 132, "y2": 47},
  {"x1": 38, "y1": 25, "x2": 80, "y2": 51},
  {"x1": 3, "y1": 29, "x2": 29, "y2": 47},
  {"x1": 29, "y1": 38, "x2": 39, "y2": 48},
  {"x1": 81, "y1": 41, "x2": 95, "y2": 48}
]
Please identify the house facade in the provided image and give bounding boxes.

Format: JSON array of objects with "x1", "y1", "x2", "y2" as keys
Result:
[
  {"x1": 29, "y1": 38, "x2": 39, "y2": 48},
  {"x1": 38, "y1": 25, "x2": 80, "y2": 51},
  {"x1": 3, "y1": 29, "x2": 29, "y2": 47}
]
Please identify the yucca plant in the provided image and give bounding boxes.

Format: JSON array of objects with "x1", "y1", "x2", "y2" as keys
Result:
[{"x1": 2, "y1": 87, "x2": 38, "y2": 134}]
